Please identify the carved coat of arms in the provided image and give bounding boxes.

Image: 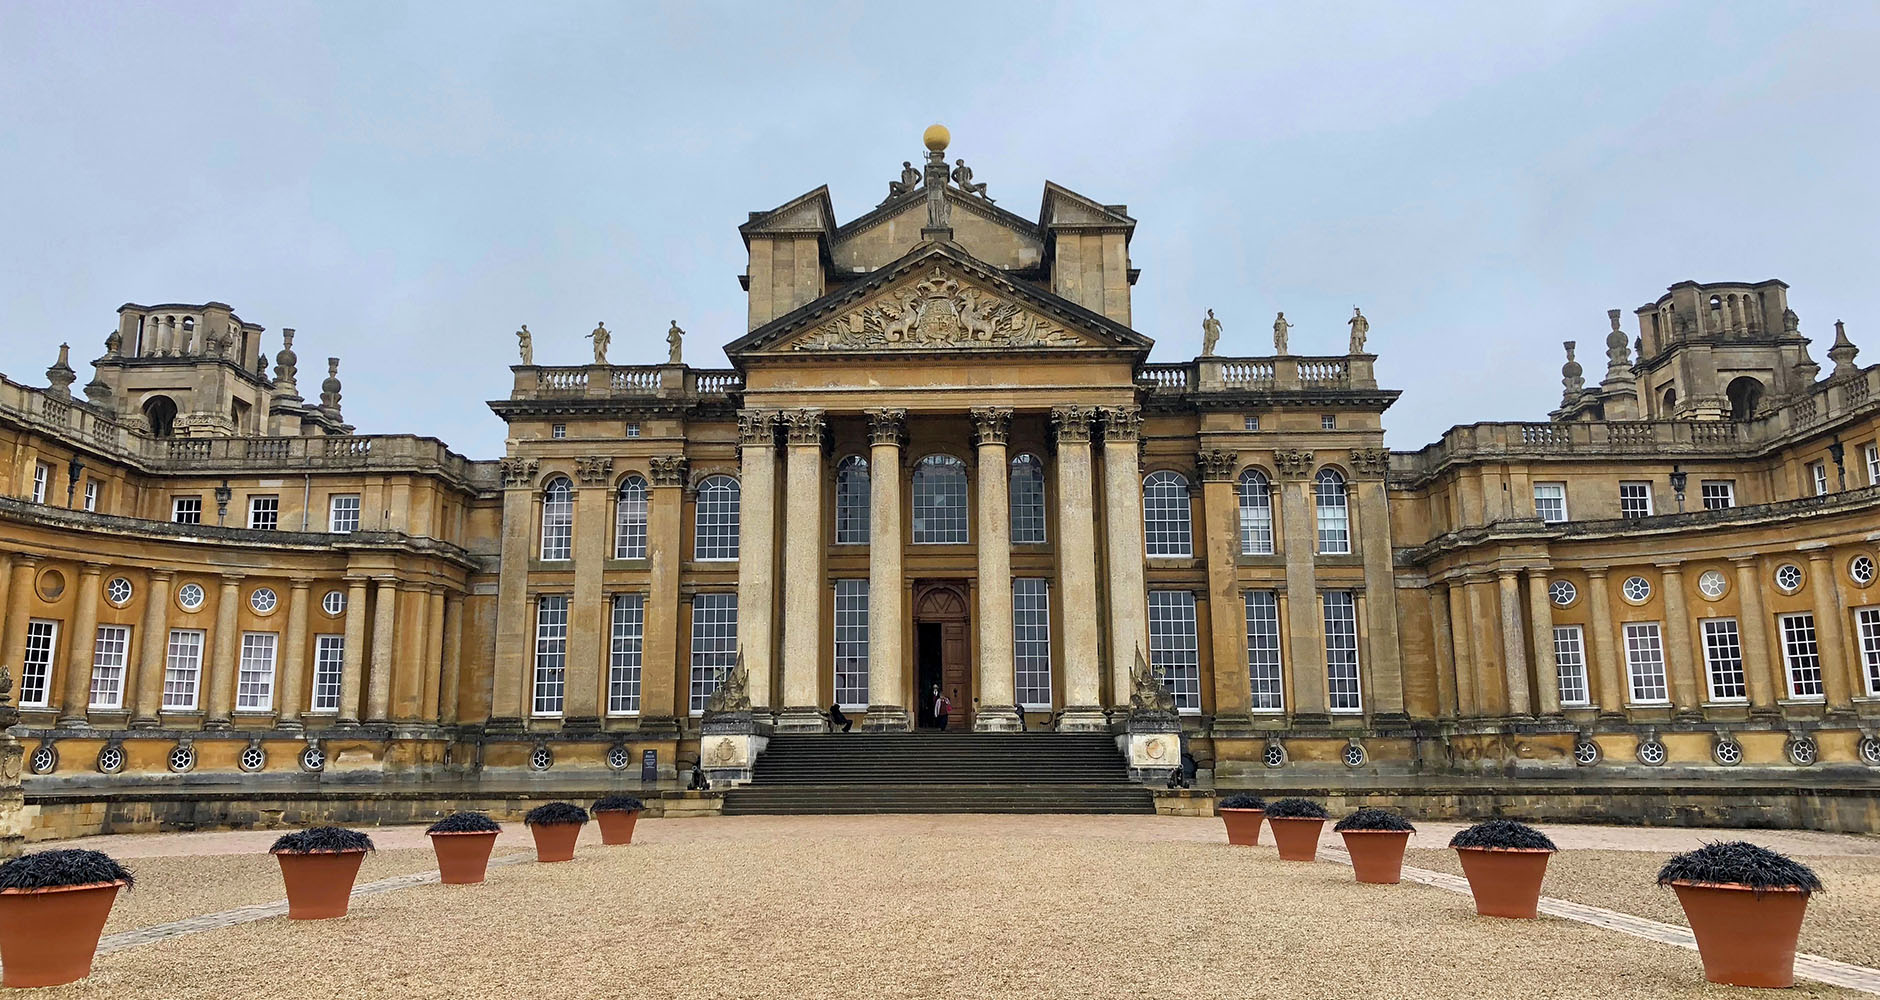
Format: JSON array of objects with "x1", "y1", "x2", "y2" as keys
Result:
[{"x1": 795, "y1": 267, "x2": 1085, "y2": 351}]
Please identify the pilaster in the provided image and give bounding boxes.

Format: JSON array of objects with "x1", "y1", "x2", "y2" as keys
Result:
[
  {"x1": 1445, "y1": 581, "x2": 1477, "y2": 717},
  {"x1": 1276, "y1": 453, "x2": 1326, "y2": 721},
  {"x1": 0, "y1": 557, "x2": 41, "y2": 713},
  {"x1": 864, "y1": 408, "x2": 910, "y2": 731},
  {"x1": 422, "y1": 585, "x2": 446, "y2": 722},
  {"x1": 1098, "y1": 405, "x2": 1148, "y2": 710},
  {"x1": 204, "y1": 573, "x2": 243, "y2": 729},
  {"x1": 56, "y1": 563, "x2": 105, "y2": 726},
  {"x1": 736, "y1": 410, "x2": 780, "y2": 713},
  {"x1": 1730, "y1": 557, "x2": 1777, "y2": 713},
  {"x1": 1804, "y1": 549, "x2": 1853, "y2": 711},
  {"x1": 129, "y1": 568, "x2": 172, "y2": 727},
  {"x1": 338, "y1": 575, "x2": 370, "y2": 725},
  {"x1": 972, "y1": 407, "x2": 1019, "y2": 731},
  {"x1": 1525, "y1": 569, "x2": 1560, "y2": 715},
  {"x1": 1051, "y1": 405, "x2": 1105, "y2": 731},
  {"x1": 778, "y1": 408, "x2": 828, "y2": 732},
  {"x1": 1353, "y1": 473, "x2": 1406, "y2": 721},
  {"x1": 1197, "y1": 449, "x2": 1250, "y2": 727},
  {"x1": 277, "y1": 579, "x2": 310, "y2": 729},
  {"x1": 366, "y1": 576, "x2": 396, "y2": 722},
  {"x1": 489, "y1": 457, "x2": 538, "y2": 729},
  {"x1": 1657, "y1": 562, "x2": 1701, "y2": 718},
  {"x1": 566, "y1": 455, "x2": 613, "y2": 729},
  {"x1": 440, "y1": 590, "x2": 464, "y2": 726},
  {"x1": 1584, "y1": 568, "x2": 1624, "y2": 716},
  {"x1": 640, "y1": 455, "x2": 687, "y2": 732},
  {"x1": 1496, "y1": 570, "x2": 1532, "y2": 719}
]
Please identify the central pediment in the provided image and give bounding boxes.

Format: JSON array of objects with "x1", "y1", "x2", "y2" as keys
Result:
[{"x1": 726, "y1": 243, "x2": 1151, "y2": 363}]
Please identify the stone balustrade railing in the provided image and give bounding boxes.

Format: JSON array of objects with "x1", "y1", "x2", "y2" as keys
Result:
[
  {"x1": 1139, "y1": 355, "x2": 1376, "y2": 394},
  {"x1": 511, "y1": 364, "x2": 744, "y2": 400}
]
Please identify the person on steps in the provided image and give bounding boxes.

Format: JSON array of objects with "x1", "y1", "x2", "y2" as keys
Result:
[
  {"x1": 829, "y1": 703, "x2": 853, "y2": 733},
  {"x1": 932, "y1": 685, "x2": 952, "y2": 731}
]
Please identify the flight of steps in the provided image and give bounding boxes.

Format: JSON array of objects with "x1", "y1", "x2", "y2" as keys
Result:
[{"x1": 720, "y1": 732, "x2": 1154, "y2": 815}]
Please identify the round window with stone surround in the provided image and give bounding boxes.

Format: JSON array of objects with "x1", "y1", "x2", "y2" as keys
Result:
[
  {"x1": 1549, "y1": 580, "x2": 1577, "y2": 607},
  {"x1": 1860, "y1": 737, "x2": 1880, "y2": 767},
  {"x1": 28, "y1": 744, "x2": 57, "y2": 775},
  {"x1": 1697, "y1": 570, "x2": 1728, "y2": 600},
  {"x1": 300, "y1": 744, "x2": 326, "y2": 772},
  {"x1": 105, "y1": 576, "x2": 134, "y2": 607},
  {"x1": 1787, "y1": 737, "x2": 1818, "y2": 766},
  {"x1": 1262, "y1": 743, "x2": 1287, "y2": 768},
  {"x1": 1712, "y1": 739, "x2": 1743, "y2": 766},
  {"x1": 238, "y1": 744, "x2": 267, "y2": 772},
  {"x1": 1774, "y1": 563, "x2": 1804, "y2": 594},
  {"x1": 321, "y1": 590, "x2": 346, "y2": 617},
  {"x1": 1341, "y1": 743, "x2": 1366, "y2": 768},
  {"x1": 176, "y1": 582, "x2": 206, "y2": 612},
  {"x1": 529, "y1": 744, "x2": 554, "y2": 771},
  {"x1": 1636, "y1": 739, "x2": 1668, "y2": 766},
  {"x1": 97, "y1": 743, "x2": 125, "y2": 775},
  {"x1": 249, "y1": 587, "x2": 278, "y2": 614},
  {"x1": 1621, "y1": 576, "x2": 1651, "y2": 603},
  {"x1": 606, "y1": 744, "x2": 632, "y2": 771},
  {"x1": 1573, "y1": 740, "x2": 1601, "y2": 766},
  {"x1": 167, "y1": 743, "x2": 196, "y2": 773},
  {"x1": 1850, "y1": 555, "x2": 1876, "y2": 587}
]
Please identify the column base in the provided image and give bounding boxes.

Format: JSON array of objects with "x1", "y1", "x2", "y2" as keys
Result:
[
  {"x1": 973, "y1": 705, "x2": 1022, "y2": 732},
  {"x1": 561, "y1": 715, "x2": 601, "y2": 732},
  {"x1": 862, "y1": 706, "x2": 911, "y2": 732},
  {"x1": 775, "y1": 707, "x2": 828, "y2": 733},
  {"x1": 202, "y1": 719, "x2": 232, "y2": 732},
  {"x1": 1055, "y1": 707, "x2": 1110, "y2": 733},
  {"x1": 53, "y1": 717, "x2": 90, "y2": 730},
  {"x1": 128, "y1": 716, "x2": 161, "y2": 730},
  {"x1": 276, "y1": 719, "x2": 304, "y2": 732}
]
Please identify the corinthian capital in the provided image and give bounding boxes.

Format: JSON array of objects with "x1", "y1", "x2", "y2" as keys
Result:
[
  {"x1": 737, "y1": 409, "x2": 777, "y2": 446},
  {"x1": 782, "y1": 408, "x2": 826, "y2": 446},
  {"x1": 1098, "y1": 405, "x2": 1142, "y2": 442},
  {"x1": 1196, "y1": 448, "x2": 1239, "y2": 482},
  {"x1": 575, "y1": 455, "x2": 614, "y2": 484},
  {"x1": 498, "y1": 457, "x2": 539, "y2": 488},
  {"x1": 1050, "y1": 405, "x2": 1094, "y2": 444},
  {"x1": 648, "y1": 455, "x2": 689, "y2": 486},
  {"x1": 970, "y1": 406, "x2": 1012, "y2": 447},
  {"x1": 865, "y1": 407, "x2": 907, "y2": 448}
]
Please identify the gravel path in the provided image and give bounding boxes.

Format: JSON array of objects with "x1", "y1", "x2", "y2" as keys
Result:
[{"x1": 23, "y1": 816, "x2": 1875, "y2": 999}]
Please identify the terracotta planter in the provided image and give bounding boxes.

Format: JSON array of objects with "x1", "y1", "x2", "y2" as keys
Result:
[
  {"x1": 275, "y1": 850, "x2": 367, "y2": 920},
  {"x1": 1455, "y1": 847, "x2": 1552, "y2": 918},
  {"x1": 1268, "y1": 817, "x2": 1326, "y2": 862},
  {"x1": 595, "y1": 810, "x2": 641, "y2": 846},
  {"x1": 529, "y1": 821, "x2": 583, "y2": 862},
  {"x1": 1219, "y1": 808, "x2": 1264, "y2": 846},
  {"x1": 0, "y1": 881, "x2": 125, "y2": 987},
  {"x1": 1671, "y1": 880, "x2": 1811, "y2": 988},
  {"x1": 1340, "y1": 830, "x2": 1412, "y2": 884},
  {"x1": 429, "y1": 831, "x2": 499, "y2": 885}
]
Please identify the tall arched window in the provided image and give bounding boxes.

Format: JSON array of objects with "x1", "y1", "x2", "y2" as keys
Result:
[
  {"x1": 1315, "y1": 468, "x2": 1350, "y2": 555},
  {"x1": 1009, "y1": 453, "x2": 1046, "y2": 544},
  {"x1": 1143, "y1": 471, "x2": 1192, "y2": 557},
  {"x1": 694, "y1": 475, "x2": 741, "y2": 560},
  {"x1": 540, "y1": 476, "x2": 574, "y2": 561},
  {"x1": 835, "y1": 456, "x2": 870, "y2": 544},
  {"x1": 1238, "y1": 468, "x2": 1273, "y2": 555},
  {"x1": 614, "y1": 475, "x2": 649, "y2": 559},
  {"x1": 912, "y1": 454, "x2": 969, "y2": 544}
]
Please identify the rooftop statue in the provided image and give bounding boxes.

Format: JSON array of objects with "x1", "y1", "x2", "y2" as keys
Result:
[
  {"x1": 1201, "y1": 309, "x2": 1222, "y2": 357},
  {"x1": 1348, "y1": 306, "x2": 1369, "y2": 354},
  {"x1": 516, "y1": 325, "x2": 533, "y2": 365},
  {"x1": 951, "y1": 159, "x2": 992, "y2": 202},
  {"x1": 586, "y1": 322, "x2": 611, "y2": 365},
  {"x1": 1273, "y1": 312, "x2": 1292, "y2": 355},
  {"x1": 667, "y1": 321, "x2": 685, "y2": 365},
  {"x1": 882, "y1": 160, "x2": 921, "y2": 204}
]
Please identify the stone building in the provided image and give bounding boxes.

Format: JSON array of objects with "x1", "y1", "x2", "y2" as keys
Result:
[{"x1": 1, "y1": 127, "x2": 1876, "y2": 838}]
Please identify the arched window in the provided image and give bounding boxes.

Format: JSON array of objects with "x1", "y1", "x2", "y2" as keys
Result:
[
  {"x1": 912, "y1": 455, "x2": 969, "y2": 544},
  {"x1": 614, "y1": 475, "x2": 649, "y2": 559},
  {"x1": 1009, "y1": 453, "x2": 1046, "y2": 544},
  {"x1": 1143, "y1": 471, "x2": 1192, "y2": 557},
  {"x1": 1238, "y1": 468, "x2": 1273, "y2": 555},
  {"x1": 1315, "y1": 468, "x2": 1350, "y2": 554},
  {"x1": 540, "y1": 476, "x2": 574, "y2": 561},
  {"x1": 142, "y1": 395, "x2": 178, "y2": 438},
  {"x1": 1661, "y1": 385, "x2": 1678, "y2": 414},
  {"x1": 835, "y1": 456, "x2": 870, "y2": 544},
  {"x1": 694, "y1": 475, "x2": 741, "y2": 560},
  {"x1": 1727, "y1": 376, "x2": 1764, "y2": 421}
]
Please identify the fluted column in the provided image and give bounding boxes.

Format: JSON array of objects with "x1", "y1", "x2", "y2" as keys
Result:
[
  {"x1": 277, "y1": 579, "x2": 310, "y2": 728},
  {"x1": 366, "y1": 576, "x2": 397, "y2": 722},
  {"x1": 778, "y1": 408, "x2": 828, "y2": 731},
  {"x1": 1584, "y1": 568, "x2": 1623, "y2": 714},
  {"x1": 1658, "y1": 562, "x2": 1700, "y2": 716},
  {"x1": 1805, "y1": 549, "x2": 1853, "y2": 709},
  {"x1": 489, "y1": 457, "x2": 539, "y2": 729},
  {"x1": 1276, "y1": 453, "x2": 1326, "y2": 720},
  {"x1": 1098, "y1": 406, "x2": 1148, "y2": 707},
  {"x1": 440, "y1": 591, "x2": 464, "y2": 725},
  {"x1": 204, "y1": 573, "x2": 243, "y2": 729},
  {"x1": 864, "y1": 409, "x2": 909, "y2": 730},
  {"x1": 639, "y1": 455, "x2": 686, "y2": 730},
  {"x1": 1525, "y1": 568, "x2": 1561, "y2": 715},
  {"x1": 129, "y1": 569, "x2": 171, "y2": 727},
  {"x1": 735, "y1": 410, "x2": 779, "y2": 713},
  {"x1": 55, "y1": 563, "x2": 105, "y2": 725},
  {"x1": 1197, "y1": 449, "x2": 1250, "y2": 726},
  {"x1": 337, "y1": 576, "x2": 370, "y2": 724},
  {"x1": 1496, "y1": 570, "x2": 1532, "y2": 717},
  {"x1": 1730, "y1": 557, "x2": 1776, "y2": 712},
  {"x1": 971, "y1": 407, "x2": 1020, "y2": 731},
  {"x1": 1052, "y1": 406, "x2": 1105, "y2": 730}
]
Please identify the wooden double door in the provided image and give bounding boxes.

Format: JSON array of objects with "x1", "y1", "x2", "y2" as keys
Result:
[{"x1": 913, "y1": 583, "x2": 970, "y2": 730}]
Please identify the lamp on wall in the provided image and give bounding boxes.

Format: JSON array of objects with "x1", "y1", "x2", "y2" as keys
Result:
[
  {"x1": 1669, "y1": 465, "x2": 1687, "y2": 512},
  {"x1": 1829, "y1": 438, "x2": 1847, "y2": 491},
  {"x1": 65, "y1": 456, "x2": 84, "y2": 509},
  {"x1": 214, "y1": 479, "x2": 233, "y2": 526}
]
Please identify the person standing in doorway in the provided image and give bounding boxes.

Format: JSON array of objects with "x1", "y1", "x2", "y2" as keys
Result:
[{"x1": 932, "y1": 685, "x2": 952, "y2": 731}]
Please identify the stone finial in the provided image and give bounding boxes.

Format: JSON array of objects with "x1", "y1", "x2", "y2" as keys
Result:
[
  {"x1": 1828, "y1": 320, "x2": 1860, "y2": 379},
  {"x1": 103, "y1": 328, "x2": 122, "y2": 358},
  {"x1": 320, "y1": 357, "x2": 344, "y2": 417},
  {"x1": 46, "y1": 343, "x2": 76, "y2": 397},
  {"x1": 83, "y1": 376, "x2": 113, "y2": 406},
  {"x1": 272, "y1": 328, "x2": 301, "y2": 398},
  {"x1": 1560, "y1": 340, "x2": 1584, "y2": 404},
  {"x1": 1601, "y1": 308, "x2": 1633, "y2": 385}
]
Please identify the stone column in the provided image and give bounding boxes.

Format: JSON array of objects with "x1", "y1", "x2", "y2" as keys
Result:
[
  {"x1": 1052, "y1": 406, "x2": 1105, "y2": 730},
  {"x1": 440, "y1": 591, "x2": 464, "y2": 725},
  {"x1": 277, "y1": 579, "x2": 310, "y2": 728},
  {"x1": 1445, "y1": 581, "x2": 1477, "y2": 717},
  {"x1": 204, "y1": 573, "x2": 243, "y2": 729},
  {"x1": 566, "y1": 456, "x2": 612, "y2": 729},
  {"x1": 1804, "y1": 549, "x2": 1853, "y2": 709},
  {"x1": 1428, "y1": 582, "x2": 1458, "y2": 718},
  {"x1": 56, "y1": 563, "x2": 105, "y2": 725},
  {"x1": 639, "y1": 455, "x2": 687, "y2": 731},
  {"x1": 366, "y1": 577, "x2": 397, "y2": 722},
  {"x1": 1583, "y1": 568, "x2": 1623, "y2": 715},
  {"x1": 1465, "y1": 576, "x2": 1503, "y2": 713},
  {"x1": 0, "y1": 557, "x2": 40, "y2": 706},
  {"x1": 1276, "y1": 451, "x2": 1326, "y2": 721},
  {"x1": 735, "y1": 410, "x2": 779, "y2": 713},
  {"x1": 1525, "y1": 569, "x2": 1561, "y2": 715},
  {"x1": 864, "y1": 409, "x2": 909, "y2": 731},
  {"x1": 1658, "y1": 562, "x2": 1700, "y2": 716},
  {"x1": 129, "y1": 568, "x2": 171, "y2": 727},
  {"x1": 422, "y1": 585, "x2": 446, "y2": 722},
  {"x1": 338, "y1": 576, "x2": 370, "y2": 724},
  {"x1": 1197, "y1": 449, "x2": 1250, "y2": 727},
  {"x1": 1496, "y1": 570, "x2": 1532, "y2": 718},
  {"x1": 778, "y1": 409, "x2": 828, "y2": 732},
  {"x1": 489, "y1": 457, "x2": 539, "y2": 728},
  {"x1": 972, "y1": 407, "x2": 1020, "y2": 731},
  {"x1": 1354, "y1": 472, "x2": 1407, "y2": 720},
  {"x1": 1098, "y1": 406, "x2": 1149, "y2": 707},
  {"x1": 1730, "y1": 557, "x2": 1777, "y2": 712}
]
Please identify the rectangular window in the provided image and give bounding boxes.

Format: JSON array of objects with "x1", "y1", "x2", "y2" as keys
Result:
[
  {"x1": 1244, "y1": 590, "x2": 1283, "y2": 711},
  {"x1": 328, "y1": 494, "x2": 361, "y2": 533},
  {"x1": 83, "y1": 480, "x2": 98, "y2": 512},
  {"x1": 311, "y1": 635, "x2": 345, "y2": 712},
  {"x1": 1320, "y1": 414, "x2": 1336, "y2": 430},
  {"x1": 248, "y1": 495, "x2": 279, "y2": 530},
  {"x1": 1243, "y1": 415, "x2": 1260, "y2": 432},
  {"x1": 1553, "y1": 625, "x2": 1589, "y2": 707},
  {"x1": 1619, "y1": 482, "x2": 1653, "y2": 519},
  {"x1": 1701, "y1": 618, "x2": 1747, "y2": 702},
  {"x1": 833, "y1": 580, "x2": 869, "y2": 710},
  {"x1": 31, "y1": 463, "x2": 49, "y2": 504},
  {"x1": 625, "y1": 422, "x2": 641, "y2": 439},
  {"x1": 1147, "y1": 590, "x2": 1200, "y2": 712},
  {"x1": 163, "y1": 629, "x2": 205, "y2": 710},
  {"x1": 1323, "y1": 591, "x2": 1362, "y2": 712},
  {"x1": 1013, "y1": 578, "x2": 1052, "y2": 708},
  {"x1": 1700, "y1": 481, "x2": 1736, "y2": 510},
  {"x1": 1622, "y1": 622, "x2": 1668, "y2": 704},
  {"x1": 1533, "y1": 483, "x2": 1568, "y2": 523},
  {"x1": 1780, "y1": 612, "x2": 1823, "y2": 699},
  {"x1": 532, "y1": 595, "x2": 569, "y2": 716},
  {"x1": 89, "y1": 625, "x2": 130, "y2": 709},
  {"x1": 1857, "y1": 607, "x2": 1880, "y2": 697},
  {"x1": 172, "y1": 496, "x2": 202, "y2": 524},
  {"x1": 1866, "y1": 443, "x2": 1880, "y2": 487},
  {"x1": 551, "y1": 423, "x2": 567, "y2": 439},
  {"x1": 236, "y1": 632, "x2": 278, "y2": 711},
  {"x1": 608, "y1": 594, "x2": 644, "y2": 715},
  {"x1": 19, "y1": 620, "x2": 57, "y2": 707},
  {"x1": 1810, "y1": 462, "x2": 1828, "y2": 497},
  {"x1": 689, "y1": 593, "x2": 738, "y2": 715}
]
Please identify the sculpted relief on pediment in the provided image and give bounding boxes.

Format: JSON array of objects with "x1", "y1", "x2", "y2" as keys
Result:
[{"x1": 791, "y1": 266, "x2": 1089, "y2": 351}]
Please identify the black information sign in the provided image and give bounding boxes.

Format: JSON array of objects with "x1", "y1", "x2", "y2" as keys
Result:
[{"x1": 640, "y1": 749, "x2": 657, "y2": 783}]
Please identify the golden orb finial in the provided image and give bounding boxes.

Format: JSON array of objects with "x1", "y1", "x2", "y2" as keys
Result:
[{"x1": 923, "y1": 123, "x2": 950, "y2": 152}]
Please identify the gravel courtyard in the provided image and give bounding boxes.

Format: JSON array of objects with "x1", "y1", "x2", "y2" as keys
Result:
[{"x1": 24, "y1": 814, "x2": 1880, "y2": 999}]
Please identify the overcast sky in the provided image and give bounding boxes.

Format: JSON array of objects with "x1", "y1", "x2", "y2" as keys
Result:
[{"x1": 3, "y1": 1, "x2": 1875, "y2": 460}]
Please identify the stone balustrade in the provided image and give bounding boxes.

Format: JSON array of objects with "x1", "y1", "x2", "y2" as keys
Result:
[
  {"x1": 510, "y1": 364, "x2": 744, "y2": 401},
  {"x1": 1144, "y1": 355, "x2": 1378, "y2": 395}
]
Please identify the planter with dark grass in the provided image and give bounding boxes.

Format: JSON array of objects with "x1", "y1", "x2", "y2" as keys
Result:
[
  {"x1": 1265, "y1": 798, "x2": 1330, "y2": 861},
  {"x1": 1333, "y1": 808, "x2": 1416, "y2": 884},
  {"x1": 592, "y1": 795, "x2": 646, "y2": 846},
  {"x1": 524, "y1": 802, "x2": 589, "y2": 862},
  {"x1": 1216, "y1": 794, "x2": 1266, "y2": 847},
  {"x1": 0, "y1": 850, "x2": 134, "y2": 987},
  {"x1": 270, "y1": 827, "x2": 374, "y2": 920},
  {"x1": 1449, "y1": 820, "x2": 1556, "y2": 918},
  {"x1": 1658, "y1": 841, "x2": 1822, "y2": 988},
  {"x1": 426, "y1": 813, "x2": 502, "y2": 884}
]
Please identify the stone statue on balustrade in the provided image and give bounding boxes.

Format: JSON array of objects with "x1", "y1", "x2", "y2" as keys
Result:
[
  {"x1": 883, "y1": 161, "x2": 921, "y2": 203},
  {"x1": 516, "y1": 325, "x2": 533, "y2": 365},
  {"x1": 951, "y1": 160, "x2": 992, "y2": 202},
  {"x1": 586, "y1": 322, "x2": 611, "y2": 365},
  {"x1": 1201, "y1": 309, "x2": 1222, "y2": 357},
  {"x1": 1273, "y1": 312, "x2": 1292, "y2": 355},
  {"x1": 667, "y1": 321, "x2": 685, "y2": 365},
  {"x1": 1348, "y1": 307, "x2": 1369, "y2": 354}
]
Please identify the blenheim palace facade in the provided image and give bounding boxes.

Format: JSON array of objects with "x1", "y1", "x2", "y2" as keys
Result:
[{"x1": 2, "y1": 128, "x2": 1877, "y2": 836}]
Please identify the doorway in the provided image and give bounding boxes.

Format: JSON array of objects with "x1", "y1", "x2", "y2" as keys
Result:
[
  {"x1": 913, "y1": 583, "x2": 971, "y2": 730},
  {"x1": 917, "y1": 623, "x2": 944, "y2": 728}
]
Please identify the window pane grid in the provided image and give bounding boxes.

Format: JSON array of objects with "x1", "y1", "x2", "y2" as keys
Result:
[
  {"x1": 1553, "y1": 625, "x2": 1588, "y2": 706},
  {"x1": 1323, "y1": 591, "x2": 1362, "y2": 711},
  {"x1": 1143, "y1": 472, "x2": 1193, "y2": 557},
  {"x1": 532, "y1": 595, "x2": 569, "y2": 716},
  {"x1": 1857, "y1": 607, "x2": 1880, "y2": 697},
  {"x1": 540, "y1": 478, "x2": 573, "y2": 561},
  {"x1": 690, "y1": 594, "x2": 738, "y2": 714},
  {"x1": 172, "y1": 497, "x2": 202, "y2": 524},
  {"x1": 1244, "y1": 590, "x2": 1283, "y2": 711},
  {"x1": 609, "y1": 594, "x2": 644, "y2": 714},
  {"x1": 833, "y1": 580, "x2": 869, "y2": 708},
  {"x1": 1533, "y1": 483, "x2": 1567, "y2": 523},
  {"x1": 1013, "y1": 579, "x2": 1052, "y2": 708},
  {"x1": 1316, "y1": 471, "x2": 1350, "y2": 554},
  {"x1": 694, "y1": 476, "x2": 742, "y2": 560},
  {"x1": 1700, "y1": 481, "x2": 1735, "y2": 510},
  {"x1": 1620, "y1": 482, "x2": 1652, "y2": 518},
  {"x1": 248, "y1": 495, "x2": 279, "y2": 530},
  {"x1": 20, "y1": 620, "x2": 57, "y2": 707},
  {"x1": 1009, "y1": 455, "x2": 1047, "y2": 545},
  {"x1": 1239, "y1": 471, "x2": 1274, "y2": 555},
  {"x1": 1701, "y1": 619, "x2": 1747, "y2": 701},
  {"x1": 1623, "y1": 623, "x2": 1667, "y2": 703},
  {"x1": 329, "y1": 495, "x2": 360, "y2": 533},
  {"x1": 312, "y1": 635, "x2": 344, "y2": 711},
  {"x1": 236, "y1": 632, "x2": 277, "y2": 711},
  {"x1": 90, "y1": 625, "x2": 130, "y2": 709},
  {"x1": 1780, "y1": 613, "x2": 1823, "y2": 699},
  {"x1": 912, "y1": 455, "x2": 969, "y2": 544},
  {"x1": 1148, "y1": 591, "x2": 1200, "y2": 711},
  {"x1": 164, "y1": 629, "x2": 204, "y2": 710},
  {"x1": 835, "y1": 457, "x2": 871, "y2": 545},
  {"x1": 615, "y1": 476, "x2": 648, "y2": 559}
]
